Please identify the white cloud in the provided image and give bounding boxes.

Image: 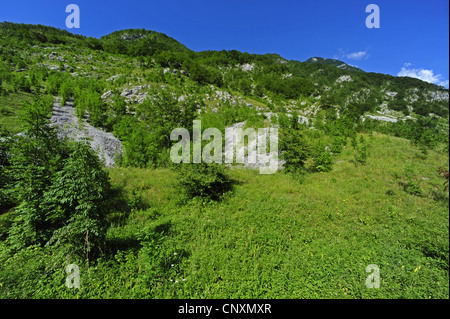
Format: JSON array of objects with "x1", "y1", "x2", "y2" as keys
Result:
[
  {"x1": 336, "y1": 48, "x2": 369, "y2": 61},
  {"x1": 397, "y1": 63, "x2": 449, "y2": 88},
  {"x1": 344, "y1": 51, "x2": 369, "y2": 60}
]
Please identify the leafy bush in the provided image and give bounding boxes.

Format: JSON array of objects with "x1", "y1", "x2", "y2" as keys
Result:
[
  {"x1": 354, "y1": 136, "x2": 369, "y2": 165},
  {"x1": 5, "y1": 95, "x2": 112, "y2": 262},
  {"x1": 119, "y1": 122, "x2": 164, "y2": 168},
  {"x1": 403, "y1": 180, "x2": 423, "y2": 196},
  {"x1": 175, "y1": 162, "x2": 233, "y2": 201},
  {"x1": 45, "y1": 72, "x2": 70, "y2": 96},
  {"x1": 329, "y1": 135, "x2": 347, "y2": 154},
  {"x1": 42, "y1": 142, "x2": 111, "y2": 259},
  {"x1": 280, "y1": 129, "x2": 312, "y2": 173},
  {"x1": 59, "y1": 79, "x2": 74, "y2": 105},
  {"x1": 313, "y1": 149, "x2": 333, "y2": 172},
  {"x1": 6, "y1": 95, "x2": 64, "y2": 248}
]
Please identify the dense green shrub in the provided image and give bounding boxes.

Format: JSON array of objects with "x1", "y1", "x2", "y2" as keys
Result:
[
  {"x1": 59, "y1": 78, "x2": 74, "y2": 105},
  {"x1": 120, "y1": 122, "x2": 163, "y2": 168},
  {"x1": 354, "y1": 136, "x2": 369, "y2": 165},
  {"x1": 7, "y1": 95, "x2": 70, "y2": 248},
  {"x1": 175, "y1": 162, "x2": 233, "y2": 201},
  {"x1": 45, "y1": 72, "x2": 70, "y2": 96},
  {"x1": 409, "y1": 116, "x2": 442, "y2": 151},
  {"x1": 5, "y1": 95, "x2": 112, "y2": 261},
  {"x1": 42, "y1": 142, "x2": 111, "y2": 259},
  {"x1": 313, "y1": 149, "x2": 333, "y2": 172},
  {"x1": 329, "y1": 135, "x2": 347, "y2": 154},
  {"x1": 403, "y1": 180, "x2": 423, "y2": 196},
  {"x1": 279, "y1": 129, "x2": 312, "y2": 173}
]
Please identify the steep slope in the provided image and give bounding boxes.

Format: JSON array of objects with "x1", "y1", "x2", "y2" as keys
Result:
[
  {"x1": 0, "y1": 22, "x2": 448, "y2": 170},
  {"x1": 50, "y1": 98, "x2": 122, "y2": 167}
]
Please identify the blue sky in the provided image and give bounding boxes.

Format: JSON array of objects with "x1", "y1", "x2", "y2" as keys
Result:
[{"x1": 1, "y1": 0, "x2": 449, "y2": 87}]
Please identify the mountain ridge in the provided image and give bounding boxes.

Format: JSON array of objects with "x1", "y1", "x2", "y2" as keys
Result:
[
  {"x1": 2, "y1": 21, "x2": 448, "y2": 92},
  {"x1": 304, "y1": 57, "x2": 364, "y2": 72},
  {"x1": 1, "y1": 22, "x2": 448, "y2": 125}
]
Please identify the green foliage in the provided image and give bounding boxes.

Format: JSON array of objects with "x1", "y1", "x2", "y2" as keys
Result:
[
  {"x1": 119, "y1": 121, "x2": 163, "y2": 168},
  {"x1": 13, "y1": 94, "x2": 59, "y2": 166},
  {"x1": 390, "y1": 97, "x2": 409, "y2": 115},
  {"x1": 278, "y1": 112, "x2": 301, "y2": 130},
  {"x1": 4, "y1": 95, "x2": 111, "y2": 262},
  {"x1": 366, "y1": 115, "x2": 446, "y2": 155},
  {"x1": 0, "y1": 22, "x2": 79, "y2": 46},
  {"x1": 0, "y1": 244, "x2": 69, "y2": 298},
  {"x1": 117, "y1": 88, "x2": 200, "y2": 168},
  {"x1": 100, "y1": 29, "x2": 191, "y2": 57},
  {"x1": 354, "y1": 136, "x2": 369, "y2": 166},
  {"x1": 187, "y1": 62, "x2": 223, "y2": 87},
  {"x1": 259, "y1": 73, "x2": 315, "y2": 99},
  {"x1": 0, "y1": 21, "x2": 449, "y2": 299},
  {"x1": 77, "y1": 90, "x2": 105, "y2": 127},
  {"x1": 111, "y1": 95, "x2": 127, "y2": 117},
  {"x1": 7, "y1": 95, "x2": 69, "y2": 248},
  {"x1": 329, "y1": 135, "x2": 347, "y2": 154},
  {"x1": 59, "y1": 78, "x2": 74, "y2": 105},
  {"x1": 0, "y1": 134, "x2": 14, "y2": 213},
  {"x1": 409, "y1": 116, "x2": 442, "y2": 150},
  {"x1": 137, "y1": 89, "x2": 198, "y2": 139},
  {"x1": 45, "y1": 72, "x2": 68, "y2": 95},
  {"x1": 0, "y1": 61, "x2": 11, "y2": 96},
  {"x1": 313, "y1": 148, "x2": 333, "y2": 172},
  {"x1": 175, "y1": 162, "x2": 233, "y2": 201},
  {"x1": 69, "y1": 78, "x2": 108, "y2": 127},
  {"x1": 279, "y1": 128, "x2": 312, "y2": 173},
  {"x1": 403, "y1": 180, "x2": 423, "y2": 196},
  {"x1": 42, "y1": 142, "x2": 111, "y2": 259}
]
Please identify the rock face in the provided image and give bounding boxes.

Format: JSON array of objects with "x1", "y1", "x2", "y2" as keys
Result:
[
  {"x1": 223, "y1": 121, "x2": 284, "y2": 173},
  {"x1": 50, "y1": 98, "x2": 123, "y2": 167},
  {"x1": 117, "y1": 85, "x2": 149, "y2": 104},
  {"x1": 336, "y1": 75, "x2": 352, "y2": 83},
  {"x1": 425, "y1": 90, "x2": 449, "y2": 102},
  {"x1": 364, "y1": 114, "x2": 398, "y2": 123},
  {"x1": 240, "y1": 63, "x2": 255, "y2": 72}
]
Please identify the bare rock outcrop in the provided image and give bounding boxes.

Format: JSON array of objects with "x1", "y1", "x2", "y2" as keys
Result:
[{"x1": 50, "y1": 98, "x2": 122, "y2": 167}]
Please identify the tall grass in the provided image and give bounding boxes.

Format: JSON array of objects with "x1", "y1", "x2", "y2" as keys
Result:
[{"x1": 0, "y1": 133, "x2": 448, "y2": 298}]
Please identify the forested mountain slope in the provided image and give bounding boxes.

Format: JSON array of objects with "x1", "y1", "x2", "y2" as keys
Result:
[{"x1": 0, "y1": 22, "x2": 448, "y2": 299}]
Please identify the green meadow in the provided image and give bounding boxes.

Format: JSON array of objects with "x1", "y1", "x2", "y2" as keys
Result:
[
  {"x1": 2, "y1": 132, "x2": 446, "y2": 299},
  {"x1": 0, "y1": 22, "x2": 448, "y2": 300}
]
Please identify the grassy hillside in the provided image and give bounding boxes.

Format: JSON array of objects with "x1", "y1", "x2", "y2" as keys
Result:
[
  {"x1": 0, "y1": 22, "x2": 448, "y2": 299},
  {"x1": 0, "y1": 92, "x2": 32, "y2": 134},
  {"x1": 1, "y1": 132, "x2": 448, "y2": 298}
]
